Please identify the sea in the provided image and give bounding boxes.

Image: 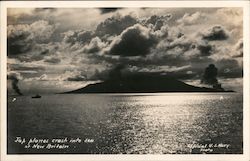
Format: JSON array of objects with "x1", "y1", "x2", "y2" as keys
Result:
[{"x1": 7, "y1": 93, "x2": 243, "y2": 154}]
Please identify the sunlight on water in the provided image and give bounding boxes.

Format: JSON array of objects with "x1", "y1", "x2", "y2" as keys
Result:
[{"x1": 8, "y1": 93, "x2": 243, "y2": 154}]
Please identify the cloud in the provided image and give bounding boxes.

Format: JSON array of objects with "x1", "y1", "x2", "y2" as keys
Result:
[
  {"x1": 95, "y1": 14, "x2": 137, "y2": 37},
  {"x1": 61, "y1": 64, "x2": 109, "y2": 82},
  {"x1": 127, "y1": 64, "x2": 191, "y2": 75},
  {"x1": 156, "y1": 35, "x2": 194, "y2": 53},
  {"x1": 216, "y1": 8, "x2": 243, "y2": 29},
  {"x1": 177, "y1": 12, "x2": 206, "y2": 26},
  {"x1": 233, "y1": 39, "x2": 243, "y2": 58},
  {"x1": 38, "y1": 74, "x2": 49, "y2": 81},
  {"x1": 197, "y1": 42, "x2": 214, "y2": 56},
  {"x1": 8, "y1": 8, "x2": 106, "y2": 31},
  {"x1": 25, "y1": 73, "x2": 61, "y2": 82},
  {"x1": 83, "y1": 37, "x2": 107, "y2": 54},
  {"x1": 7, "y1": 24, "x2": 33, "y2": 56},
  {"x1": 8, "y1": 20, "x2": 56, "y2": 44},
  {"x1": 63, "y1": 70, "x2": 87, "y2": 81},
  {"x1": 108, "y1": 24, "x2": 157, "y2": 56},
  {"x1": 8, "y1": 63, "x2": 45, "y2": 72},
  {"x1": 63, "y1": 30, "x2": 93, "y2": 45},
  {"x1": 215, "y1": 58, "x2": 242, "y2": 78},
  {"x1": 44, "y1": 57, "x2": 61, "y2": 64},
  {"x1": 6, "y1": 8, "x2": 243, "y2": 93},
  {"x1": 143, "y1": 14, "x2": 172, "y2": 31},
  {"x1": 202, "y1": 25, "x2": 229, "y2": 41},
  {"x1": 29, "y1": 20, "x2": 57, "y2": 43},
  {"x1": 9, "y1": 43, "x2": 58, "y2": 62},
  {"x1": 7, "y1": 20, "x2": 57, "y2": 60}
]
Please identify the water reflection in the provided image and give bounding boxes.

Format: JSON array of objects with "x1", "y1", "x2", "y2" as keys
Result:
[{"x1": 8, "y1": 93, "x2": 242, "y2": 154}]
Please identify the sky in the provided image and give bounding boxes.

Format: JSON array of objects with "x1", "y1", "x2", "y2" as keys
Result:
[{"x1": 7, "y1": 8, "x2": 243, "y2": 94}]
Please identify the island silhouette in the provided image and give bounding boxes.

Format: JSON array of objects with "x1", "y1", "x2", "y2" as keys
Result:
[{"x1": 63, "y1": 74, "x2": 233, "y2": 94}]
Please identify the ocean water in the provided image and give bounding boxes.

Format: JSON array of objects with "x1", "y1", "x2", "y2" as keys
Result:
[{"x1": 7, "y1": 93, "x2": 243, "y2": 154}]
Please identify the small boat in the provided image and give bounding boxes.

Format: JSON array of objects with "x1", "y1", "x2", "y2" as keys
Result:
[{"x1": 32, "y1": 94, "x2": 41, "y2": 98}]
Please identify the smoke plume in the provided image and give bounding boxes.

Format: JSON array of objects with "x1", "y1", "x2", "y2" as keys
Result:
[
  {"x1": 7, "y1": 74, "x2": 23, "y2": 95},
  {"x1": 108, "y1": 64, "x2": 125, "y2": 80},
  {"x1": 201, "y1": 64, "x2": 218, "y2": 86}
]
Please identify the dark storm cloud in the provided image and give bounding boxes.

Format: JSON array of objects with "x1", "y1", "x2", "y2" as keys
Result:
[
  {"x1": 88, "y1": 57, "x2": 196, "y2": 81},
  {"x1": 202, "y1": 26, "x2": 229, "y2": 41},
  {"x1": 108, "y1": 24, "x2": 157, "y2": 56},
  {"x1": 12, "y1": 46, "x2": 52, "y2": 62},
  {"x1": 99, "y1": 8, "x2": 122, "y2": 14},
  {"x1": 95, "y1": 14, "x2": 137, "y2": 37},
  {"x1": 86, "y1": 33, "x2": 211, "y2": 80},
  {"x1": 80, "y1": 12, "x2": 241, "y2": 83},
  {"x1": 197, "y1": 43, "x2": 213, "y2": 56},
  {"x1": 7, "y1": 28, "x2": 32, "y2": 57},
  {"x1": 7, "y1": 8, "x2": 243, "y2": 86},
  {"x1": 7, "y1": 73, "x2": 23, "y2": 95},
  {"x1": 7, "y1": 20, "x2": 56, "y2": 60}
]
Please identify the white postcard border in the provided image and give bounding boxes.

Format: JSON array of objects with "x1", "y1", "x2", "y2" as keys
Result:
[{"x1": 1, "y1": 1, "x2": 249, "y2": 161}]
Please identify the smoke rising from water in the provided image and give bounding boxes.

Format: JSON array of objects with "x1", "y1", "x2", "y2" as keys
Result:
[
  {"x1": 201, "y1": 64, "x2": 219, "y2": 86},
  {"x1": 7, "y1": 74, "x2": 23, "y2": 95}
]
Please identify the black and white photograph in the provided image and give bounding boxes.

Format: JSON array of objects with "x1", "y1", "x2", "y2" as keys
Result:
[{"x1": 1, "y1": 1, "x2": 249, "y2": 159}]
